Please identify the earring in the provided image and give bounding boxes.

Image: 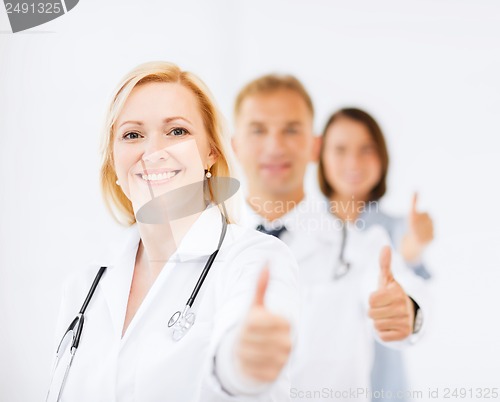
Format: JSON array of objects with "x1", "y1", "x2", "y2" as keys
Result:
[
  {"x1": 205, "y1": 168, "x2": 212, "y2": 179},
  {"x1": 116, "y1": 180, "x2": 120, "y2": 186}
]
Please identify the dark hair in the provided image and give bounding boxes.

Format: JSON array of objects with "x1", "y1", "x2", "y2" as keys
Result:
[{"x1": 318, "y1": 108, "x2": 389, "y2": 201}]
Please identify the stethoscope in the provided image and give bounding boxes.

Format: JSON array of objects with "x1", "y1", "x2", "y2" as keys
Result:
[
  {"x1": 46, "y1": 266, "x2": 107, "y2": 402},
  {"x1": 168, "y1": 213, "x2": 227, "y2": 340},
  {"x1": 46, "y1": 211, "x2": 228, "y2": 402},
  {"x1": 333, "y1": 223, "x2": 351, "y2": 280}
]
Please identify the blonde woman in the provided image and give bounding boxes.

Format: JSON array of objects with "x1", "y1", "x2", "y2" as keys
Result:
[{"x1": 46, "y1": 62, "x2": 298, "y2": 402}]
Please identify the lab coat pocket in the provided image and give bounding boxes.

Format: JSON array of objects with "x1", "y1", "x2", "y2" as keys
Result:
[
  {"x1": 295, "y1": 280, "x2": 367, "y2": 362},
  {"x1": 136, "y1": 321, "x2": 214, "y2": 400},
  {"x1": 292, "y1": 280, "x2": 373, "y2": 393}
]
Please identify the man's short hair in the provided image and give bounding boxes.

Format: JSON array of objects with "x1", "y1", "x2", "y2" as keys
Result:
[{"x1": 234, "y1": 74, "x2": 314, "y2": 119}]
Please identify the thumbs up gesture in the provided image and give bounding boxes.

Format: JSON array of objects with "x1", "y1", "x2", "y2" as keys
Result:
[
  {"x1": 236, "y1": 267, "x2": 292, "y2": 382},
  {"x1": 401, "y1": 193, "x2": 434, "y2": 263},
  {"x1": 368, "y1": 247, "x2": 415, "y2": 341}
]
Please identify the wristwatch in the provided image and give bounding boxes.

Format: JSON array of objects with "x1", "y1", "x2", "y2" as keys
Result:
[{"x1": 410, "y1": 297, "x2": 423, "y2": 334}]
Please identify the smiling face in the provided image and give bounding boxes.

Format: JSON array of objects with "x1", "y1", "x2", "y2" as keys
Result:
[
  {"x1": 233, "y1": 89, "x2": 314, "y2": 198},
  {"x1": 112, "y1": 82, "x2": 216, "y2": 214},
  {"x1": 321, "y1": 117, "x2": 382, "y2": 200}
]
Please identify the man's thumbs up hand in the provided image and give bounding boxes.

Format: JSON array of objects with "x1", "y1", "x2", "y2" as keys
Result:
[
  {"x1": 378, "y1": 245, "x2": 395, "y2": 288},
  {"x1": 369, "y1": 247, "x2": 415, "y2": 342},
  {"x1": 236, "y1": 266, "x2": 292, "y2": 382},
  {"x1": 253, "y1": 265, "x2": 270, "y2": 307}
]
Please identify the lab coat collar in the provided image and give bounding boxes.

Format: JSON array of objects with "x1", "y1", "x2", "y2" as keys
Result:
[
  {"x1": 97, "y1": 227, "x2": 139, "y2": 340},
  {"x1": 97, "y1": 205, "x2": 224, "y2": 339},
  {"x1": 172, "y1": 204, "x2": 224, "y2": 262},
  {"x1": 106, "y1": 205, "x2": 225, "y2": 268}
]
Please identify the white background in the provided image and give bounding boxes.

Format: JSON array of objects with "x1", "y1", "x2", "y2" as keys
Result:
[{"x1": 1, "y1": 1, "x2": 499, "y2": 400}]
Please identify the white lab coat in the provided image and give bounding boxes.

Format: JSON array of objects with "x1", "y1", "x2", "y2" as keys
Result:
[
  {"x1": 239, "y1": 198, "x2": 427, "y2": 402},
  {"x1": 49, "y1": 205, "x2": 299, "y2": 402}
]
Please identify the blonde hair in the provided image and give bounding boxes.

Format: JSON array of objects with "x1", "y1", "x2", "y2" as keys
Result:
[
  {"x1": 234, "y1": 73, "x2": 314, "y2": 120},
  {"x1": 100, "y1": 61, "x2": 233, "y2": 226}
]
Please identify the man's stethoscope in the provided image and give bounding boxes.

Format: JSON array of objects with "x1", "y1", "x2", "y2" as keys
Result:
[
  {"x1": 46, "y1": 211, "x2": 228, "y2": 402},
  {"x1": 333, "y1": 223, "x2": 351, "y2": 280}
]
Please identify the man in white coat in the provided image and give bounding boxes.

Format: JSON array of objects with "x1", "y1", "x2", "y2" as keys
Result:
[{"x1": 231, "y1": 74, "x2": 426, "y2": 401}]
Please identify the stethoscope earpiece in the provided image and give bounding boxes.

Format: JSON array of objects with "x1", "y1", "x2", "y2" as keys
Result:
[{"x1": 46, "y1": 267, "x2": 107, "y2": 402}]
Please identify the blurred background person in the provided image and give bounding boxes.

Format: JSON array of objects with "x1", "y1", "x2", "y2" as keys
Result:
[
  {"x1": 232, "y1": 75, "x2": 427, "y2": 402},
  {"x1": 318, "y1": 107, "x2": 435, "y2": 400}
]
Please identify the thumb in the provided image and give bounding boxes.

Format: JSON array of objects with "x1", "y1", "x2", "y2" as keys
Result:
[
  {"x1": 253, "y1": 266, "x2": 270, "y2": 307},
  {"x1": 409, "y1": 192, "x2": 419, "y2": 229},
  {"x1": 411, "y1": 192, "x2": 419, "y2": 216},
  {"x1": 378, "y1": 246, "x2": 394, "y2": 288}
]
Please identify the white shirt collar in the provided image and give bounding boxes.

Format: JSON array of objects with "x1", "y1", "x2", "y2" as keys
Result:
[
  {"x1": 239, "y1": 195, "x2": 341, "y2": 269},
  {"x1": 240, "y1": 195, "x2": 332, "y2": 237}
]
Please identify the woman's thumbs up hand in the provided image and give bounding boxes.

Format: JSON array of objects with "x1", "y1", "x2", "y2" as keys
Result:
[
  {"x1": 236, "y1": 266, "x2": 292, "y2": 382},
  {"x1": 368, "y1": 247, "x2": 415, "y2": 342},
  {"x1": 401, "y1": 192, "x2": 434, "y2": 263}
]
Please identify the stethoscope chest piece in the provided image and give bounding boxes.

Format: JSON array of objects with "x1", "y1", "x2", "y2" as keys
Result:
[
  {"x1": 168, "y1": 311, "x2": 181, "y2": 327},
  {"x1": 333, "y1": 261, "x2": 351, "y2": 280},
  {"x1": 168, "y1": 306, "x2": 196, "y2": 341},
  {"x1": 333, "y1": 224, "x2": 351, "y2": 280}
]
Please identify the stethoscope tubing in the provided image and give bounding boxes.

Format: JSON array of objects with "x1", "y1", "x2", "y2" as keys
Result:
[
  {"x1": 48, "y1": 206, "x2": 228, "y2": 401},
  {"x1": 186, "y1": 213, "x2": 227, "y2": 307}
]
